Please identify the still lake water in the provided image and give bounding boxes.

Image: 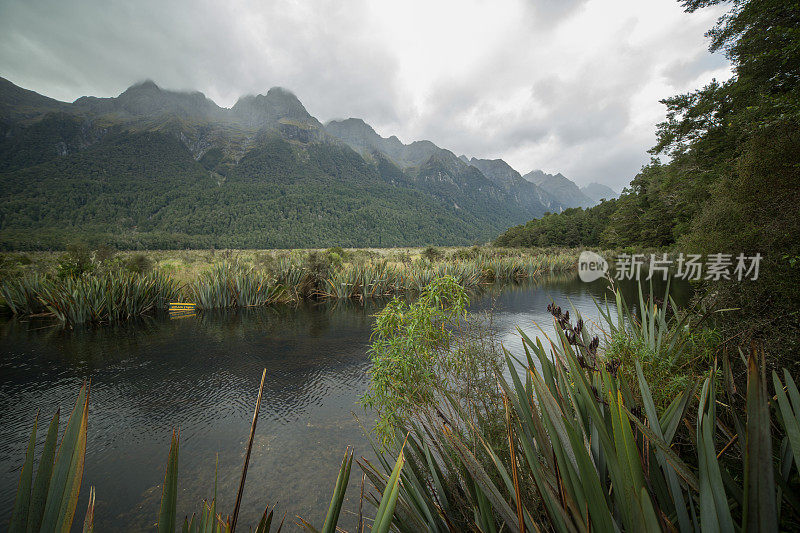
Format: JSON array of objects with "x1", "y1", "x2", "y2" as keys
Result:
[{"x1": 0, "y1": 274, "x2": 691, "y2": 531}]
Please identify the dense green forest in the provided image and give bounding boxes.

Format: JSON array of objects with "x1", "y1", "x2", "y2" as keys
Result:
[
  {"x1": 0, "y1": 76, "x2": 557, "y2": 249},
  {"x1": 497, "y1": 0, "x2": 800, "y2": 360},
  {"x1": 494, "y1": 200, "x2": 618, "y2": 248},
  {"x1": 0, "y1": 129, "x2": 520, "y2": 249}
]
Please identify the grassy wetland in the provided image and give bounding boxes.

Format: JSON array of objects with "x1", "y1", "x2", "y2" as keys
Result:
[{"x1": 0, "y1": 245, "x2": 578, "y2": 325}]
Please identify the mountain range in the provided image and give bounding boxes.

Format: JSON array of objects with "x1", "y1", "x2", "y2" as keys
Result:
[{"x1": 0, "y1": 78, "x2": 615, "y2": 249}]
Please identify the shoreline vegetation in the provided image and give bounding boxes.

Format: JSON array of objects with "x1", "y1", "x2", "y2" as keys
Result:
[
  {"x1": 360, "y1": 277, "x2": 800, "y2": 532},
  {"x1": 10, "y1": 275, "x2": 800, "y2": 531},
  {"x1": 0, "y1": 245, "x2": 579, "y2": 326}
]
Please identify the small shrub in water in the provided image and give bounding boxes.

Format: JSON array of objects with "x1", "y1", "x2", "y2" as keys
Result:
[
  {"x1": 327, "y1": 252, "x2": 343, "y2": 268},
  {"x1": 304, "y1": 251, "x2": 332, "y2": 288},
  {"x1": 364, "y1": 275, "x2": 472, "y2": 445}
]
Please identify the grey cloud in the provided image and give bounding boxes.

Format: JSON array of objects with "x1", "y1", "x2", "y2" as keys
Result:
[
  {"x1": 564, "y1": 143, "x2": 653, "y2": 191},
  {"x1": 0, "y1": 0, "x2": 728, "y2": 193},
  {"x1": 662, "y1": 50, "x2": 728, "y2": 88},
  {"x1": 529, "y1": 76, "x2": 635, "y2": 146},
  {"x1": 406, "y1": 33, "x2": 656, "y2": 187},
  {"x1": 0, "y1": 0, "x2": 402, "y2": 122},
  {"x1": 522, "y1": 0, "x2": 591, "y2": 27}
]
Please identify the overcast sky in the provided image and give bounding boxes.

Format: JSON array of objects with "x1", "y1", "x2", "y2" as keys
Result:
[{"x1": 0, "y1": 0, "x2": 731, "y2": 190}]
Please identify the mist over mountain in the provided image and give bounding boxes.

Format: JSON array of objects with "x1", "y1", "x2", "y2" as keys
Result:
[
  {"x1": 522, "y1": 170, "x2": 595, "y2": 210},
  {"x1": 580, "y1": 182, "x2": 618, "y2": 203},
  {"x1": 0, "y1": 77, "x2": 609, "y2": 249}
]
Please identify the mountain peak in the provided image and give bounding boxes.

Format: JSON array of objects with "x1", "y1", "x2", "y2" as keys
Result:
[
  {"x1": 137, "y1": 79, "x2": 159, "y2": 89},
  {"x1": 266, "y1": 86, "x2": 295, "y2": 97},
  {"x1": 581, "y1": 182, "x2": 618, "y2": 202},
  {"x1": 468, "y1": 157, "x2": 523, "y2": 188},
  {"x1": 325, "y1": 117, "x2": 377, "y2": 134},
  {"x1": 325, "y1": 119, "x2": 441, "y2": 167},
  {"x1": 470, "y1": 157, "x2": 516, "y2": 172},
  {"x1": 523, "y1": 170, "x2": 595, "y2": 209},
  {"x1": 121, "y1": 80, "x2": 162, "y2": 95},
  {"x1": 231, "y1": 87, "x2": 316, "y2": 128},
  {"x1": 524, "y1": 169, "x2": 568, "y2": 185},
  {"x1": 0, "y1": 77, "x2": 69, "y2": 119}
]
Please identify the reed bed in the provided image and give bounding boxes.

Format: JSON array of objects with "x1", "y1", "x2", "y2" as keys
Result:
[
  {"x1": 0, "y1": 273, "x2": 51, "y2": 315},
  {"x1": 317, "y1": 255, "x2": 548, "y2": 300},
  {"x1": 187, "y1": 261, "x2": 288, "y2": 309},
  {"x1": 0, "y1": 248, "x2": 578, "y2": 324},
  {"x1": 1, "y1": 271, "x2": 179, "y2": 326},
  {"x1": 195, "y1": 252, "x2": 559, "y2": 304}
]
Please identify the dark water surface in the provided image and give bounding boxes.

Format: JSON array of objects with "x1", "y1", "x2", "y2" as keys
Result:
[{"x1": 0, "y1": 274, "x2": 691, "y2": 531}]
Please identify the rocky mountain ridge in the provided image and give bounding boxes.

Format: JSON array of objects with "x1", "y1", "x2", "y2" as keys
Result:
[{"x1": 0, "y1": 77, "x2": 612, "y2": 248}]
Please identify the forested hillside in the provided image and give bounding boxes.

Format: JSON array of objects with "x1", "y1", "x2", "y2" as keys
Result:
[
  {"x1": 0, "y1": 128, "x2": 515, "y2": 248},
  {"x1": 0, "y1": 77, "x2": 592, "y2": 249}
]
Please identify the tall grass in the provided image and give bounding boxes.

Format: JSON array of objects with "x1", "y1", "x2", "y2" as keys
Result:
[
  {"x1": 362, "y1": 278, "x2": 800, "y2": 531},
  {"x1": 187, "y1": 261, "x2": 288, "y2": 309},
  {"x1": 1, "y1": 273, "x2": 50, "y2": 315},
  {"x1": 320, "y1": 254, "x2": 554, "y2": 299},
  {"x1": 1, "y1": 249, "x2": 578, "y2": 324},
  {"x1": 1, "y1": 271, "x2": 179, "y2": 326}
]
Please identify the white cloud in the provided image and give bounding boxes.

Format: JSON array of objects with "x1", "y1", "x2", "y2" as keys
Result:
[{"x1": 0, "y1": 0, "x2": 732, "y2": 190}]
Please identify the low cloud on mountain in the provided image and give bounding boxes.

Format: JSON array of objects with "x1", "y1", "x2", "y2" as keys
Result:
[{"x1": 0, "y1": 0, "x2": 730, "y2": 190}]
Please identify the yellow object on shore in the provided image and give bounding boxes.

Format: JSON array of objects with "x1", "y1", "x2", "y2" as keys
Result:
[
  {"x1": 169, "y1": 302, "x2": 197, "y2": 319},
  {"x1": 169, "y1": 302, "x2": 197, "y2": 311}
]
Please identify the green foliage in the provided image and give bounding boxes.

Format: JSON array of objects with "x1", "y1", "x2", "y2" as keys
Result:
[
  {"x1": 1, "y1": 271, "x2": 179, "y2": 325},
  {"x1": 595, "y1": 280, "x2": 717, "y2": 407},
  {"x1": 9, "y1": 382, "x2": 94, "y2": 533},
  {"x1": 447, "y1": 246, "x2": 480, "y2": 261},
  {"x1": 124, "y1": 253, "x2": 152, "y2": 274},
  {"x1": 304, "y1": 251, "x2": 334, "y2": 291},
  {"x1": 92, "y1": 244, "x2": 116, "y2": 263},
  {"x1": 0, "y1": 253, "x2": 30, "y2": 281},
  {"x1": 325, "y1": 246, "x2": 347, "y2": 258},
  {"x1": 324, "y1": 247, "x2": 346, "y2": 267},
  {"x1": 607, "y1": 327, "x2": 720, "y2": 408},
  {"x1": 366, "y1": 283, "x2": 800, "y2": 532},
  {"x1": 386, "y1": 249, "x2": 412, "y2": 264},
  {"x1": 55, "y1": 242, "x2": 94, "y2": 279},
  {"x1": 364, "y1": 276, "x2": 470, "y2": 445},
  {"x1": 187, "y1": 261, "x2": 287, "y2": 309},
  {"x1": 495, "y1": 200, "x2": 618, "y2": 247},
  {"x1": 421, "y1": 246, "x2": 443, "y2": 262}
]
